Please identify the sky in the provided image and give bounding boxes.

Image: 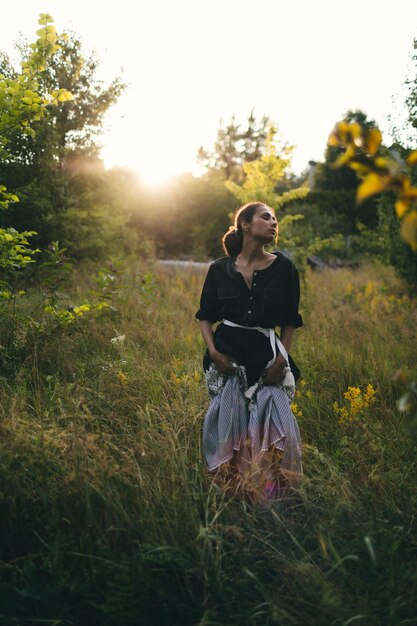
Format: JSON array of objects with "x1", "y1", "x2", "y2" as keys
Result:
[{"x1": 3, "y1": 1, "x2": 417, "y2": 183}]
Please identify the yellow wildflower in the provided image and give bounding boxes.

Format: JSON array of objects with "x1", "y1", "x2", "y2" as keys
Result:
[
  {"x1": 73, "y1": 304, "x2": 90, "y2": 316},
  {"x1": 171, "y1": 357, "x2": 184, "y2": 370},
  {"x1": 170, "y1": 373, "x2": 182, "y2": 386},
  {"x1": 291, "y1": 402, "x2": 303, "y2": 418},
  {"x1": 116, "y1": 371, "x2": 128, "y2": 386},
  {"x1": 335, "y1": 384, "x2": 376, "y2": 424}
]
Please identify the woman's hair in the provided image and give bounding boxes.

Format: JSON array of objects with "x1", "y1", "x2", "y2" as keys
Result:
[{"x1": 222, "y1": 201, "x2": 273, "y2": 256}]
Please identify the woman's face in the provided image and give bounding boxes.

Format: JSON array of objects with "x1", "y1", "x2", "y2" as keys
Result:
[{"x1": 243, "y1": 205, "x2": 278, "y2": 244}]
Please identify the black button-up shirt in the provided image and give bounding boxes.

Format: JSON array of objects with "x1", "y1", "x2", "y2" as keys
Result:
[{"x1": 195, "y1": 252, "x2": 303, "y2": 329}]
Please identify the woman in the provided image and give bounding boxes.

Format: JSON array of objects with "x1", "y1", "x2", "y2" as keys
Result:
[{"x1": 195, "y1": 201, "x2": 303, "y2": 501}]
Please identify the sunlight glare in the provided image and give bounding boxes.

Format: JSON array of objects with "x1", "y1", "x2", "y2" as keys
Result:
[
  {"x1": 133, "y1": 161, "x2": 175, "y2": 186},
  {"x1": 101, "y1": 116, "x2": 197, "y2": 186}
]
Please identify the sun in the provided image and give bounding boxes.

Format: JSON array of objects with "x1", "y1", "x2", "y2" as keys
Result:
[
  {"x1": 134, "y1": 160, "x2": 176, "y2": 186},
  {"x1": 102, "y1": 139, "x2": 188, "y2": 186}
]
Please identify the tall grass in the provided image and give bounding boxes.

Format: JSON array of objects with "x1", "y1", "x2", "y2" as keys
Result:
[{"x1": 0, "y1": 259, "x2": 416, "y2": 625}]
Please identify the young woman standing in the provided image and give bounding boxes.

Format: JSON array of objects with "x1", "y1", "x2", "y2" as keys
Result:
[{"x1": 196, "y1": 201, "x2": 303, "y2": 501}]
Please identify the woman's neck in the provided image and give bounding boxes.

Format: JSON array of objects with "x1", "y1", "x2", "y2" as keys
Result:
[{"x1": 237, "y1": 241, "x2": 269, "y2": 266}]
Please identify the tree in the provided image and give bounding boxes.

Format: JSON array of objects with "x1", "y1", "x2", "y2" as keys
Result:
[
  {"x1": 0, "y1": 14, "x2": 72, "y2": 298},
  {"x1": 225, "y1": 125, "x2": 296, "y2": 206},
  {"x1": 197, "y1": 110, "x2": 272, "y2": 182},
  {"x1": 405, "y1": 38, "x2": 417, "y2": 138},
  {"x1": 328, "y1": 119, "x2": 417, "y2": 257},
  {"x1": 0, "y1": 30, "x2": 125, "y2": 253}
]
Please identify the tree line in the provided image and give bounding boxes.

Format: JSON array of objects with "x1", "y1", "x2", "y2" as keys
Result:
[{"x1": 1, "y1": 17, "x2": 417, "y2": 291}]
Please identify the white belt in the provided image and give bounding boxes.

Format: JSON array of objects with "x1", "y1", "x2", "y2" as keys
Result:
[{"x1": 223, "y1": 319, "x2": 289, "y2": 369}]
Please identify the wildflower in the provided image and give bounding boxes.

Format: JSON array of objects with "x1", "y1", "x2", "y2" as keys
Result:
[
  {"x1": 345, "y1": 283, "x2": 353, "y2": 297},
  {"x1": 291, "y1": 402, "x2": 303, "y2": 418},
  {"x1": 334, "y1": 384, "x2": 376, "y2": 425},
  {"x1": 116, "y1": 371, "x2": 128, "y2": 386},
  {"x1": 110, "y1": 334, "x2": 125, "y2": 344},
  {"x1": 171, "y1": 356, "x2": 184, "y2": 369},
  {"x1": 73, "y1": 304, "x2": 90, "y2": 316},
  {"x1": 363, "y1": 383, "x2": 376, "y2": 407},
  {"x1": 170, "y1": 373, "x2": 182, "y2": 386},
  {"x1": 364, "y1": 280, "x2": 377, "y2": 298}
]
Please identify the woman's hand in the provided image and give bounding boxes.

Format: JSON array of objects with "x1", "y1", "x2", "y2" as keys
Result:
[
  {"x1": 262, "y1": 353, "x2": 287, "y2": 385},
  {"x1": 210, "y1": 348, "x2": 239, "y2": 376}
]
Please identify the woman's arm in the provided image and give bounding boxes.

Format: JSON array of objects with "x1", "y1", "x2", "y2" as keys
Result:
[
  {"x1": 280, "y1": 325, "x2": 296, "y2": 353},
  {"x1": 199, "y1": 320, "x2": 238, "y2": 376},
  {"x1": 199, "y1": 319, "x2": 216, "y2": 355},
  {"x1": 262, "y1": 325, "x2": 296, "y2": 385}
]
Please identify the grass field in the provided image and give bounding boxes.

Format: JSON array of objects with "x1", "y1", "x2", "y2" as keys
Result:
[{"x1": 0, "y1": 258, "x2": 416, "y2": 626}]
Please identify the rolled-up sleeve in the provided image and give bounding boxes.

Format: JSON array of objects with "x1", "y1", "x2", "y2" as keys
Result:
[
  {"x1": 281, "y1": 264, "x2": 303, "y2": 328},
  {"x1": 195, "y1": 264, "x2": 221, "y2": 323}
]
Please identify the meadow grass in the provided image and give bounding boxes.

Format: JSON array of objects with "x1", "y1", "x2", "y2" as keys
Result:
[{"x1": 0, "y1": 259, "x2": 416, "y2": 625}]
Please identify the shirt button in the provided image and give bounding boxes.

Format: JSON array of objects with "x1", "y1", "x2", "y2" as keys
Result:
[
  {"x1": 254, "y1": 272, "x2": 257, "y2": 276},
  {"x1": 249, "y1": 296, "x2": 253, "y2": 300},
  {"x1": 253, "y1": 283, "x2": 256, "y2": 287},
  {"x1": 248, "y1": 310, "x2": 252, "y2": 314}
]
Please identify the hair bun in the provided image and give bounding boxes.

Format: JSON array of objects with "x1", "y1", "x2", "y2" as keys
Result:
[{"x1": 222, "y1": 227, "x2": 241, "y2": 256}]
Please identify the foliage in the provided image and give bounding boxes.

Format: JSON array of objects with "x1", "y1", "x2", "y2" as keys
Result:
[
  {"x1": 0, "y1": 261, "x2": 416, "y2": 624},
  {"x1": 127, "y1": 171, "x2": 237, "y2": 260},
  {"x1": 0, "y1": 15, "x2": 72, "y2": 300},
  {"x1": 328, "y1": 119, "x2": 417, "y2": 251},
  {"x1": 405, "y1": 38, "x2": 417, "y2": 137},
  {"x1": 197, "y1": 110, "x2": 275, "y2": 182},
  {"x1": 312, "y1": 110, "x2": 380, "y2": 232},
  {"x1": 0, "y1": 28, "x2": 126, "y2": 256},
  {"x1": 44, "y1": 299, "x2": 110, "y2": 325},
  {"x1": 0, "y1": 13, "x2": 73, "y2": 201},
  {"x1": 224, "y1": 125, "x2": 311, "y2": 264},
  {"x1": 0, "y1": 14, "x2": 73, "y2": 175},
  {"x1": 225, "y1": 125, "x2": 303, "y2": 206},
  {"x1": 281, "y1": 190, "x2": 357, "y2": 236},
  {"x1": 333, "y1": 384, "x2": 376, "y2": 425},
  {"x1": 377, "y1": 192, "x2": 417, "y2": 289},
  {"x1": 0, "y1": 227, "x2": 38, "y2": 299}
]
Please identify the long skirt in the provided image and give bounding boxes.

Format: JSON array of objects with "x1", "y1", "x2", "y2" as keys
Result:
[{"x1": 203, "y1": 364, "x2": 303, "y2": 501}]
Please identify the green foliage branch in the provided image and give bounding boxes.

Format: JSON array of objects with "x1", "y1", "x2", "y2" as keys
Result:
[{"x1": 0, "y1": 14, "x2": 72, "y2": 300}]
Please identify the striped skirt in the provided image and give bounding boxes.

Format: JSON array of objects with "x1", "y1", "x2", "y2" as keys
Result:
[{"x1": 203, "y1": 364, "x2": 303, "y2": 501}]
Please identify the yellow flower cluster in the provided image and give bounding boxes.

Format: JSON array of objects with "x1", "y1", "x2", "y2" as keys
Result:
[
  {"x1": 328, "y1": 120, "x2": 417, "y2": 251},
  {"x1": 170, "y1": 355, "x2": 201, "y2": 387},
  {"x1": 73, "y1": 304, "x2": 90, "y2": 316},
  {"x1": 334, "y1": 384, "x2": 376, "y2": 425},
  {"x1": 290, "y1": 379, "x2": 312, "y2": 417},
  {"x1": 290, "y1": 402, "x2": 303, "y2": 418},
  {"x1": 170, "y1": 372, "x2": 189, "y2": 386},
  {"x1": 344, "y1": 280, "x2": 410, "y2": 316},
  {"x1": 170, "y1": 371, "x2": 201, "y2": 386},
  {"x1": 116, "y1": 371, "x2": 128, "y2": 386}
]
